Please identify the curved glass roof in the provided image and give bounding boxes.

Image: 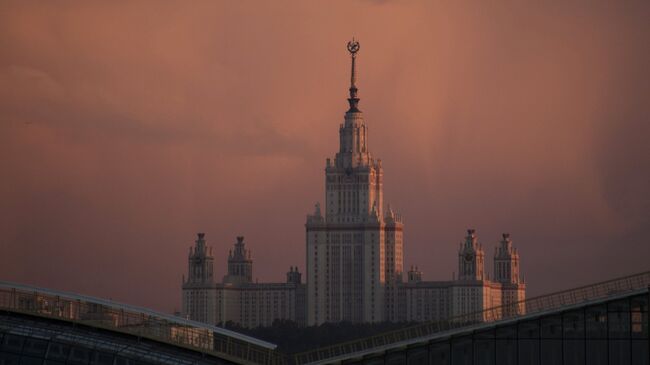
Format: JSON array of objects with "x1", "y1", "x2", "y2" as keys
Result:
[{"x1": 0, "y1": 281, "x2": 281, "y2": 365}]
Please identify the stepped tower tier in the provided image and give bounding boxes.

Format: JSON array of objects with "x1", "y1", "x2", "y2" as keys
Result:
[
  {"x1": 306, "y1": 39, "x2": 404, "y2": 325},
  {"x1": 325, "y1": 39, "x2": 383, "y2": 225}
]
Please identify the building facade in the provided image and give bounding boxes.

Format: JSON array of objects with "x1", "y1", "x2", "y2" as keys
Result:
[
  {"x1": 182, "y1": 234, "x2": 305, "y2": 328},
  {"x1": 399, "y1": 230, "x2": 526, "y2": 323},
  {"x1": 306, "y1": 41, "x2": 525, "y2": 326},
  {"x1": 182, "y1": 40, "x2": 526, "y2": 328}
]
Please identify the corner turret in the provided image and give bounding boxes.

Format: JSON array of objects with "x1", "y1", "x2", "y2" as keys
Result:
[
  {"x1": 185, "y1": 233, "x2": 214, "y2": 285},
  {"x1": 223, "y1": 236, "x2": 253, "y2": 284},
  {"x1": 458, "y1": 229, "x2": 485, "y2": 281}
]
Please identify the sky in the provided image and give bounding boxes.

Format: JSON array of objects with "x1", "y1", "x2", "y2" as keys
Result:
[{"x1": 1, "y1": 1, "x2": 648, "y2": 313}]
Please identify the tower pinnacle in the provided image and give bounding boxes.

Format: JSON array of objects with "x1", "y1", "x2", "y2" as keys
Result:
[{"x1": 347, "y1": 38, "x2": 361, "y2": 113}]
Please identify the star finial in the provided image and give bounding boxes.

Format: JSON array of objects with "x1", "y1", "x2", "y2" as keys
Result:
[
  {"x1": 347, "y1": 38, "x2": 360, "y2": 55},
  {"x1": 346, "y1": 38, "x2": 361, "y2": 112}
]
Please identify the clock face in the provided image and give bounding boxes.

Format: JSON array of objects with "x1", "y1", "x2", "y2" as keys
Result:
[{"x1": 465, "y1": 253, "x2": 473, "y2": 262}]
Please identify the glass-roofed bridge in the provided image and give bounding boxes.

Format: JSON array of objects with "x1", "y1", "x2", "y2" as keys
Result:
[
  {"x1": 1, "y1": 271, "x2": 649, "y2": 365},
  {"x1": 0, "y1": 282, "x2": 282, "y2": 365},
  {"x1": 291, "y1": 272, "x2": 649, "y2": 365}
]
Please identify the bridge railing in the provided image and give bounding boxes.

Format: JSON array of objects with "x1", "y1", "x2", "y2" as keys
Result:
[
  {"x1": 0, "y1": 282, "x2": 285, "y2": 365},
  {"x1": 292, "y1": 271, "x2": 650, "y2": 365}
]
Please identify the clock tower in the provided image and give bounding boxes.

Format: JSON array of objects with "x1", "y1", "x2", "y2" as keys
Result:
[{"x1": 458, "y1": 229, "x2": 485, "y2": 281}]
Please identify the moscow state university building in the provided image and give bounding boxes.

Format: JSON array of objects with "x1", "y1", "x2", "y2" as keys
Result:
[
  {"x1": 183, "y1": 41, "x2": 526, "y2": 329},
  {"x1": 306, "y1": 42, "x2": 525, "y2": 326}
]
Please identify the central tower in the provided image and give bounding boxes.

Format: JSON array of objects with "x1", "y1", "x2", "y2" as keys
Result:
[{"x1": 306, "y1": 40, "x2": 404, "y2": 325}]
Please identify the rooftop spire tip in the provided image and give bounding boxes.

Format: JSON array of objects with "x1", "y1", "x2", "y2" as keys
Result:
[{"x1": 346, "y1": 38, "x2": 361, "y2": 113}]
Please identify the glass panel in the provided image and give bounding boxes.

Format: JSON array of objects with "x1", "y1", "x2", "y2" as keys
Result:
[
  {"x1": 67, "y1": 347, "x2": 90, "y2": 365},
  {"x1": 586, "y1": 339, "x2": 607, "y2": 365},
  {"x1": 430, "y1": 342, "x2": 450, "y2": 365},
  {"x1": 44, "y1": 343, "x2": 69, "y2": 361},
  {"x1": 609, "y1": 339, "x2": 631, "y2": 364},
  {"x1": 518, "y1": 339, "x2": 539, "y2": 365},
  {"x1": 495, "y1": 339, "x2": 516, "y2": 365},
  {"x1": 540, "y1": 315, "x2": 562, "y2": 339},
  {"x1": 518, "y1": 320, "x2": 539, "y2": 339},
  {"x1": 539, "y1": 339, "x2": 562, "y2": 365},
  {"x1": 586, "y1": 305, "x2": 607, "y2": 339},
  {"x1": 563, "y1": 339, "x2": 585, "y2": 365},
  {"x1": 386, "y1": 353, "x2": 406, "y2": 365},
  {"x1": 90, "y1": 351, "x2": 114, "y2": 365},
  {"x1": 609, "y1": 310, "x2": 631, "y2": 339},
  {"x1": 474, "y1": 329, "x2": 494, "y2": 339},
  {"x1": 631, "y1": 309, "x2": 647, "y2": 338},
  {"x1": 609, "y1": 298, "x2": 631, "y2": 312},
  {"x1": 364, "y1": 359, "x2": 384, "y2": 365},
  {"x1": 563, "y1": 310, "x2": 584, "y2": 339},
  {"x1": 19, "y1": 356, "x2": 42, "y2": 365},
  {"x1": 631, "y1": 339, "x2": 649, "y2": 365},
  {"x1": 474, "y1": 339, "x2": 495, "y2": 365},
  {"x1": 114, "y1": 357, "x2": 129, "y2": 365},
  {"x1": 451, "y1": 337, "x2": 472, "y2": 365},
  {"x1": 407, "y1": 347, "x2": 428, "y2": 365},
  {"x1": 631, "y1": 294, "x2": 648, "y2": 312},
  {"x1": 22, "y1": 339, "x2": 48, "y2": 357},
  {"x1": 0, "y1": 352, "x2": 21, "y2": 365},
  {"x1": 386, "y1": 352, "x2": 406, "y2": 365},
  {"x1": 496, "y1": 325, "x2": 516, "y2": 339},
  {"x1": 630, "y1": 295, "x2": 648, "y2": 339},
  {"x1": 1, "y1": 335, "x2": 25, "y2": 354}
]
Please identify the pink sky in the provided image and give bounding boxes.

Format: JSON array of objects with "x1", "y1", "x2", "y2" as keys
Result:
[{"x1": 1, "y1": 1, "x2": 648, "y2": 312}]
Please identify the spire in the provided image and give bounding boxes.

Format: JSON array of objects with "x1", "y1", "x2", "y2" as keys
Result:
[
  {"x1": 346, "y1": 38, "x2": 361, "y2": 113},
  {"x1": 501, "y1": 233, "x2": 513, "y2": 252},
  {"x1": 465, "y1": 228, "x2": 477, "y2": 248}
]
